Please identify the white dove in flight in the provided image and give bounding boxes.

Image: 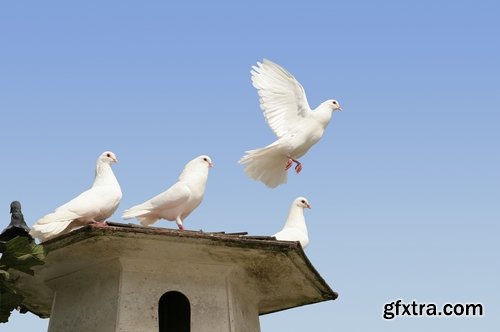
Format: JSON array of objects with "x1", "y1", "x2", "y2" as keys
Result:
[{"x1": 239, "y1": 59, "x2": 342, "y2": 188}]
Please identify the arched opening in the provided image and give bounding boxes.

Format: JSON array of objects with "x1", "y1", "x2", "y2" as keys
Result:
[{"x1": 158, "y1": 291, "x2": 191, "y2": 332}]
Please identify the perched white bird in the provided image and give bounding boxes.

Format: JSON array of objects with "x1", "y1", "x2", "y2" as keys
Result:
[
  {"x1": 30, "y1": 151, "x2": 122, "y2": 242},
  {"x1": 239, "y1": 59, "x2": 342, "y2": 188},
  {"x1": 273, "y1": 197, "x2": 312, "y2": 248},
  {"x1": 122, "y1": 155, "x2": 213, "y2": 230}
]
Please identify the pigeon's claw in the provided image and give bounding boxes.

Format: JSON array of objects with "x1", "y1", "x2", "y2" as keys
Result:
[
  {"x1": 287, "y1": 158, "x2": 302, "y2": 173},
  {"x1": 294, "y1": 162, "x2": 303, "y2": 174},
  {"x1": 286, "y1": 158, "x2": 302, "y2": 173}
]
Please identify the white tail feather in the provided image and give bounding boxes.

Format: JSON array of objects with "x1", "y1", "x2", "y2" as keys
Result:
[
  {"x1": 29, "y1": 219, "x2": 74, "y2": 242},
  {"x1": 35, "y1": 210, "x2": 79, "y2": 225},
  {"x1": 239, "y1": 148, "x2": 288, "y2": 188},
  {"x1": 122, "y1": 206, "x2": 158, "y2": 226},
  {"x1": 138, "y1": 215, "x2": 159, "y2": 226},
  {"x1": 122, "y1": 205, "x2": 151, "y2": 219}
]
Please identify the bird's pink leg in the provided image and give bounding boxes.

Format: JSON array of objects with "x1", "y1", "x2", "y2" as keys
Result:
[
  {"x1": 287, "y1": 158, "x2": 302, "y2": 173},
  {"x1": 285, "y1": 158, "x2": 302, "y2": 173},
  {"x1": 176, "y1": 218, "x2": 185, "y2": 231},
  {"x1": 294, "y1": 160, "x2": 303, "y2": 174},
  {"x1": 93, "y1": 220, "x2": 108, "y2": 227}
]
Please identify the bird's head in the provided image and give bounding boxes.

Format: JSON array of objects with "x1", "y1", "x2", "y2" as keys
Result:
[
  {"x1": 294, "y1": 197, "x2": 311, "y2": 209},
  {"x1": 99, "y1": 151, "x2": 118, "y2": 164},
  {"x1": 180, "y1": 155, "x2": 214, "y2": 180},
  {"x1": 324, "y1": 99, "x2": 342, "y2": 112},
  {"x1": 10, "y1": 201, "x2": 22, "y2": 214},
  {"x1": 198, "y1": 155, "x2": 214, "y2": 168}
]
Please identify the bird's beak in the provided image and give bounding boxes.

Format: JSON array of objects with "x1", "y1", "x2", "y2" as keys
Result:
[
  {"x1": 209, "y1": 162, "x2": 214, "y2": 168},
  {"x1": 338, "y1": 107, "x2": 343, "y2": 111},
  {"x1": 113, "y1": 157, "x2": 118, "y2": 163},
  {"x1": 306, "y1": 203, "x2": 312, "y2": 209}
]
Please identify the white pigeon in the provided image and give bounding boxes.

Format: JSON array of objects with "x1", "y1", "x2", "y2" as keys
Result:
[
  {"x1": 273, "y1": 197, "x2": 312, "y2": 248},
  {"x1": 122, "y1": 155, "x2": 213, "y2": 230},
  {"x1": 30, "y1": 151, "x2": 122, "y2": 242},
  {"x1": 239, "y1": 59, "x2": 342, "y2": 188}
]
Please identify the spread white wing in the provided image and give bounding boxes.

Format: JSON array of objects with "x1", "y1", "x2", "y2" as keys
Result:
[{"x1": 251, "y1": 59, "x2": 312, "y2": 138}]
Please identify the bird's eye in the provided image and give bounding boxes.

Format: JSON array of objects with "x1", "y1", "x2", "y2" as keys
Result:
[
  {"x1": 301, "y1": 200, "x2": 305, "y2": 203},
  {"x1": 203, "y1": 158, "x2": 207, "y2": 161},
  {"x1": 332, "y1": 101, "x2": 337, "y2": 105},
  {"x1": 106, "y1": 153, "x2": 111, "y2": 157}
]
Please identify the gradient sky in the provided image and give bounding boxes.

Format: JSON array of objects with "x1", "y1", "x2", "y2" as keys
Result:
[{"x1": 1, "y1": 1, "x2": 498, "y2": 331}]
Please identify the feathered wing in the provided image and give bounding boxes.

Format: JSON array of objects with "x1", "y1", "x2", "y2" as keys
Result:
[
  {"x1": 30, "y1": 220, "x2": 74, "y2": 242},
  {"x1": 122, "y1": 181, "x2": 191, "y2": 225},
  {"x1": 251, "y1": 59, "x2": 312, "y2": 138},
  {"x1": 48, "y1": 189, "x2": 110, "y2": 221},
  {"x1": 30, "y1": 189, "x2": 102, "y2": 241},
  {"x1": 239, "y1": 143, "x2": 289, "y2": 188},
  {"x1": 29, "y1": 213, "x2": 76, "y2": 241}
]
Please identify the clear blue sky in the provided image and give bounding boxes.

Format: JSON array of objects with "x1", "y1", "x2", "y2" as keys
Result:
[{"x1": 1, "y1": 1, "x2": 498, "y2": 331}]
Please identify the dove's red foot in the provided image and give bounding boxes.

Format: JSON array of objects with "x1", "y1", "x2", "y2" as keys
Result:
[
  {"x1": 295, "y1": 162, "x2": 302, "y2": 174},
  {"x1": 93, "y1": 221, "x2": 108, "y2": 227},
  {"x1": 177, "y1": 224, "x2": 185, "y2": 231},
  {"x1": 286, "y1": 158, "x2": 302, "y2": 173}
]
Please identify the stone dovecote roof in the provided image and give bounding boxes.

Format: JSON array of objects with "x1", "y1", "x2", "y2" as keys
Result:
[{"x1": 15, "y1": 222, "x2": 338, "y2": 317}]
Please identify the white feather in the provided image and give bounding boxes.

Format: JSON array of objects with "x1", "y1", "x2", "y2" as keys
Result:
[{"x1": 251, "y1": 59, "x2": 311, "y2": 138}]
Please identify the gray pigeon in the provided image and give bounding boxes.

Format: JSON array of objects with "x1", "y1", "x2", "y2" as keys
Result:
[{"x1": 0, "y1": 201, "x2": 32, "y2": 241}]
